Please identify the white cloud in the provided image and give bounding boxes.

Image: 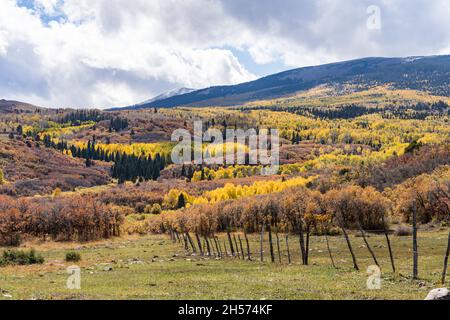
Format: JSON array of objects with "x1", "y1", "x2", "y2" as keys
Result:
[
  {"x1": 0, "y1": 0, "x2": 256, "y2": 108},
  {"x1": 0, "y1": 0, "x2": 449, "y2": 108},
  {"x1": 34, "y1": 0, "x2": 60, "y2": 15}
]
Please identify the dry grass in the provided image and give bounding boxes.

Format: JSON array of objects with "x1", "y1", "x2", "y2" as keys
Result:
[{"x1": 0, "y1": 229, "x2": 448, "y2": 300}]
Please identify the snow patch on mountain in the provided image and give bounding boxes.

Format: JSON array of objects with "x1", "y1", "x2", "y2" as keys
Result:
[{"x1": 138, "y1": 88, "x2": 196, "y2": 105}]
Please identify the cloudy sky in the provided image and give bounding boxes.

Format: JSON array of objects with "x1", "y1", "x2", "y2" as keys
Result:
[{"x1": 0, "y1": 0, "x2": 449, "y2": 108}]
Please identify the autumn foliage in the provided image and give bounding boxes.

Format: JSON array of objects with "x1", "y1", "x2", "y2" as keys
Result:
[
  {"x1": 148, "y1": 184, "x2": 391, "y2": 236},
  {"x1": 393, "y1": 166, "x2": 450, "y2": 224},
  {"x1": 0, "y1": 194, "x2": 124, "y2": 245}
]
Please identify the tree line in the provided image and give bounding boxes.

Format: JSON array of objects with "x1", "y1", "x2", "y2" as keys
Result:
[
  {"x1": 242, "y1": 101, "x2": 449, "y2": 120},
  {"x1": 41, "y1": 136, "x2": 168, "y2": 183},
  {"x1": 0, "y1": 195, "x2": 124, "y2": 245},
  {"x1": 55, "y1": 110, "x2": 129, "y2": 132},
  {"x1": 150, "y1": 174, "x2": 450, "y2": 282},
  {"x1": 148, "y1": 185, "x2": 393, "y2": 269}
]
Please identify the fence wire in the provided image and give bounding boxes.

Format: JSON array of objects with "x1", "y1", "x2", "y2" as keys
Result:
[{"x1": 172, "y1": 229, "x2": 450, "y2": 284}]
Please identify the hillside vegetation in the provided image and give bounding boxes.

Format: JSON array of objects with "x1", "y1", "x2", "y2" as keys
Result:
[
  {"x1": 133, "y1": 55, "x2": 450, "y2": 108},
  {"x1": 1, "y1": 56, "x2": 450, "y2": 300}
]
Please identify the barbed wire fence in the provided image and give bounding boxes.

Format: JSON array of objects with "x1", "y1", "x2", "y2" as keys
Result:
[{"x1": 171, "y1": 228, "x2": 450, "y2": 286}]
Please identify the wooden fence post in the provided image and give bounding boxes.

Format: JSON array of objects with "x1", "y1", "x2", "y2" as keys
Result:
[
  {"x1": 325, "y1": 232, "x2": 336, "y2": 269},
  {"x1": 186, "y1": 232, "x2": 197, "y2": 253},
  {"x1": 286, "y1": 234, "x2": 291, "y2": 264},
  {"x1": 195, "y1": 232, "x2": 204, "y2": 256},
  {"x1": 268, "y1": 223, "x2": 275, "y2": 263},
  {"x1": 357, "y1": 222, "x2": 379, "y2": 267},
  {"x1": 412, "y1": 202, "x2": 419, "y2": 280},
  {"x1": 182, "y1": 233, "x2": 189, "y2": 251},
  {"x1": 275, "y1": 231, "x2": 282, "y2": 263},
  {"x1": 381, "y1": 215, "x2": 396, "y2": 273},
  {"x1": 238, "y1": 235, "x2": 245, "y2": 261},
  {"x1": 209, "y1": 236, "x2": 217, "y2": 257},
  {"x1": 305, "y1": 225, "x2": 310, "y2": 265},
  {"x1": 204, "y1": 235, "x2": 211, "y2": 256},
  {"x1": 441, "y1": 231, "x2": 450, "y2": 285},
  {"x1": 223, "y1": 240, "x2": 229, "y2": 257},
  {"x1": 260, "y1": 222, "x2": 265, "y2": 262},
  {"x1": 227, "y1": 231, "x2": 235, "y2": 257},
  {"x1": 212, "y1": 236, "x2": 221, "y2": 257},
  {"x1": 298, "y1": 222, "x2": 307, "y2": 265},
  {"x1": 233, "y1": 234, "x2": 241, "y2": 259},
  {"x1": 244, "y1": 230, "x2": 252, "y2": 261},
  {"x1": 341, "y1": 227, "x2": 359, "y2": 271}
]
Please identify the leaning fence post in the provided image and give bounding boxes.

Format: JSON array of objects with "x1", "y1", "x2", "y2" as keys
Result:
[
  {"x1": 341, "y1": 227, "x2": 359, "y2": 271},
  {"x1": 298, "y1": 224, "x2": 307, "y2": 265},
  {"x1": 441, "y1": 231, "x2": 450, "y2": 285},
  {"x1": 357, "y1": 222, "x2": 379, "y2": 267},
  {"x1": 244, "y1": 230, "x2": 252, "y2": 261},
  {"x1": 238, "y1": 235, "x2": 245, "y2": 261},
  {"x1": 209, "y1": 236, "x2": 217, "y2": 257},
  {"x1": 275, "y1": 230, "x2": 282, "y2": 263},
  {"x1": 412, "y1": 201, "x2": 419, "y2": 280},
  {"x1": 305, "y1": 225, "x2": 310, "y2": 265},
  {"x1": 223, "y1": 240, "x2": 230, "y2": 257},
  {"x1": 227, "y1": 230, "x2": 235, "y2": 257},
  {"x1": 215, "y1": 236, "x2": 222, "y2": 258},
  {"x1": 286, "y1": 234, "x2": 291, "y2": 264},
  {"x1": 204, "y1": 235, "x2": 212, "y2": 257},
  {"x1": 325, "y1": 232, "x2": 336, "y2": 269},
  {"x1": 233, "y1": 234, "x2": 241, "y2": 259},
  {"x1": 260, "y1": 222, "x2": 265, "y2": 262},
  {"x1": 182, "y1": 233, "x2": 189, "y2": 251},
  {"x1": 186, "y1": 232, "x2": 197, "y2": 253},
  {"x1": 195, "y1": 232, "x2": 204, "y2": 256},
  {"x1": 268, "y1": 223, "x2": 275, "y2": 263},
  {"x1": 381, "y1": 214, "x2": 396, "y2": 273}
]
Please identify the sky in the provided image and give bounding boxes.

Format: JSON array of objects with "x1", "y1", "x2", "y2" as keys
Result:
[{"x1": 0, "y1": 0, "x2": 449, "y2": 109}]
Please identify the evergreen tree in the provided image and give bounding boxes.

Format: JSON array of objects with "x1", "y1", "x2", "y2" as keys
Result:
[
  {"x1": 200, "y1": 168, "x2": 205, "y2": 181},
  {"x1": 177, "y1": 193, "x2": 186, "y2": 209}
]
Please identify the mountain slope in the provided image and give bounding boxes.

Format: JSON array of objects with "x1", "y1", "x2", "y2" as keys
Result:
[
  {"x1": 137, "y1": 88, "x2": 195, "y2": 106},
  {"x1": 0, "y1": 99, "x2": 43, "y2": 114},
  {"x1": 134, "y1": 55, "x2": 450, "y2": 108},
  {"x1": 0, "y1": 136, "x2": 111, "y2": 196}
]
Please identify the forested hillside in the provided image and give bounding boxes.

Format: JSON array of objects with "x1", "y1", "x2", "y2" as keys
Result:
[
  {"x1": 1, "y1": 59, "x2": 450, "y2": 300},
  {"x1": 130, "y1": 55, "x2": 450, "y2": 108}
]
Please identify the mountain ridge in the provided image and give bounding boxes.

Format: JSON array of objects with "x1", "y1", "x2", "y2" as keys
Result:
[
  {"x1": 123, "y1": 55, "x2": 450, "y2": 109},
  {"x1": 136, "y1": 87, "x2": 196, "y2": 106},
  {"x1": 0, "y1": 99, "x2": 43, "y2": 114}
]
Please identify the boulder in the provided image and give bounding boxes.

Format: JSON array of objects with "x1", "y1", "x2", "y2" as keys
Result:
[{"x1": 425, "y1": 288, "x2": 450, "y2": 300}]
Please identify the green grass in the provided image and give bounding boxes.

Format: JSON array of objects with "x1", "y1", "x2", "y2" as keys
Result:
[{"x1": 0, "y1": 229, "x2": 448, "y2": 300}]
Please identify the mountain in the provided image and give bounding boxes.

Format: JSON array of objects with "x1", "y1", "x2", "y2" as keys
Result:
[
  {"x1": 130, "y1": 55, "x2": 450, "y2": 109},
  {"x1": 0, "y1": 99, "x2": 43, "y2": 114}
]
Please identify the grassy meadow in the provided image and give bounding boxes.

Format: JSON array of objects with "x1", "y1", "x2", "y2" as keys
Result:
[
  {"x1": 0, "y1": 229, "x2": 448, "y2": 300},
  {"x1": 1, "y1": 86, "x2": 450, "y2": 301}
]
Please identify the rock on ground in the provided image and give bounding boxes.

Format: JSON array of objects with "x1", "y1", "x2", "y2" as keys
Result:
[{"x1": 425, "y1": 288, "x2": 450, "y2": 300}]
